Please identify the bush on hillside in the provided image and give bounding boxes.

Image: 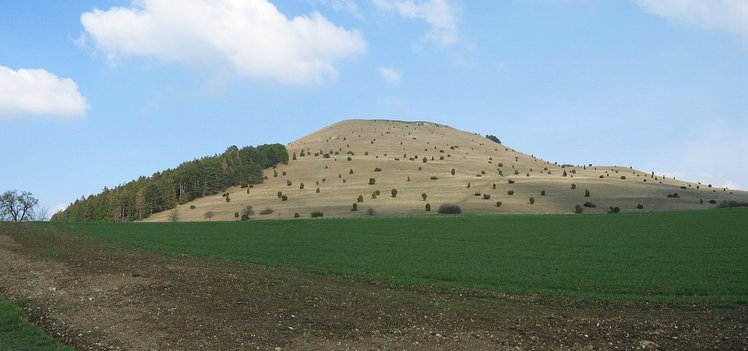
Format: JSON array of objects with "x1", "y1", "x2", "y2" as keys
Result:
[
  {"x1": 311, "y1": 211, "x2": 324, "y2": 218},
  {"x1": 717, "y1": 200, "x2": 748, "y2": 208},
  {"x1": 438, "y1": 204, "x2": 462, "y2": 214}
]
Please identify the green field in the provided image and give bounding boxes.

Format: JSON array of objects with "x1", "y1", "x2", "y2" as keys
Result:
[
  {"x1": 46, "y1": 209, "x2": 748, "y2": 302},
  {"x1": 0, "y1": 296, "x2": 74, "y2": 351}
]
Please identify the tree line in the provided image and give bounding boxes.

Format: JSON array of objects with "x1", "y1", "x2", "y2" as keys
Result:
[{"x1": 51, "y1": 144, "x2": 288, "y2": 222}]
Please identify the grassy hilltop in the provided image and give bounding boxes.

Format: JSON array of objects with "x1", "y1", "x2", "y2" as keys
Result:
[{"x1": 146, "y1": 119, "x2": 748, "y2": 221}]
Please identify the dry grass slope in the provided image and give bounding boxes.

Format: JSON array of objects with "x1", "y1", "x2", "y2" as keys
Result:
[{"x1": 145, "y1": 120, "x2": 748, "y2": 221}]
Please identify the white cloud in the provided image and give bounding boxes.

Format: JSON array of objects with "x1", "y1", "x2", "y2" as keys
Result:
[
  {"x1": 0, "y1": 66, "x2": 87, "y2": 119},
  {"x1": 379, "y1": 66, "x2": 401, "y2": 82},
  {"x1": 309, "y1": 0, "x2": 362, "y2": 18},
  {"x1": 81, "y1": 0, "x2": 368, "y2": 85},
  {"x1": 637, "y1": 0, "x2": 748, "y2": 43},
  {"x1": 373, "y1": 0, "x2": 460, "y2": 47}
]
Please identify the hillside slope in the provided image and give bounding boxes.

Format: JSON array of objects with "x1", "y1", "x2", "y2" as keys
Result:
[{"x1": 145, "y1": 119, "x2": 747, "y2": 221}]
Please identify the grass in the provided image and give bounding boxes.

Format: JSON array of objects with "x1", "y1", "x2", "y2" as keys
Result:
[
  {"x1": 45, "y1": 208, "x2": 748, "y2": 302},
  {"x1": 0, "y1": 296, "x2": 74, "y2": 351}
]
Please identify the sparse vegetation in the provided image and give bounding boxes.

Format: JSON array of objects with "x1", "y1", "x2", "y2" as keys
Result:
[
  {"x1": 507, "y1": 190, "x2": 514, "y2": 195},
  {"x1": 496, "y1": 201, "x2": 502, "y2": 207},
  {"x1": 422, "y1": 193, "x2": 428, "y2": 201},
  {"x1": 529, "y1": 197, "x2": 535, "y2": 205},
  {"x1": 574, "y1": 204, "x2": 584, "y2": 214},
  {"x1": 391, "y1": 189, "x2": 398, "y2": 198},
  {"x1": 482, "y1": 194, "x2": 491, "y2": 200},
  {"x1": 437, "y1": 203, "x2": 462, "y2": 214},
  {"x1": 260, "y1": 208, "x2": 274, "y2": 215},
  {"x1": 584, "y1": 189, "x2": 590, "y2": 197},
  {"x1": 583, "y1": 202, "x2": 596, "y2": 208},
  {"x1": 310, "y1": 211, "x2": 324, "y2": 218},
  {"x1": 351, "y1": 203, "x2": 358, "y2": 211},
  {"x1": 425, "y1": 203, "x2": 431, "y2": 211},
  {"x1": 369, "y1": 178, "x2": 376, "y2": 185},
  {"x1": 717, "y1": 200, "x2": 748, "y2": 208}
]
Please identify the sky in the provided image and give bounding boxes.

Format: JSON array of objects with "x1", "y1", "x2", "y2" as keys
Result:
[{"x1": 1, "y1": 0, "x2": 747, "y2": 216}]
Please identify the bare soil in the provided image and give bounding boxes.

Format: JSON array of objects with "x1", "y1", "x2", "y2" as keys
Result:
[{"x1": 0, "y1": 223, "x2": 746, "y2": 350}]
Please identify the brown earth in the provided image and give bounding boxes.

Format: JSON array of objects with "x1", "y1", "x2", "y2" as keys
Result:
[{"x1": 1, "y1": 223, "x2": 746, "y2": 350}]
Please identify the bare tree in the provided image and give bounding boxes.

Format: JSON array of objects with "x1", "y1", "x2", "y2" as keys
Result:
[
  {"x1": 0, "y1": 190, "x2": 40, "y2": 222},
  {"x1": 167, "y1": 209, "x2": 180, "y2": 222},
  {"x1": 204, "y1": 211, "x2": 215, "y2": 221}
]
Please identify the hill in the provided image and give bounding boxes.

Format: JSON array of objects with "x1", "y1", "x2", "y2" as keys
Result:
[{"x1": 143, "y1": 119, "x2": 748, "y2": 221}]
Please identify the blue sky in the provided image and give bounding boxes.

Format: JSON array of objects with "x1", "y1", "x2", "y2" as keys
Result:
[{"x1": 1, "y1": 0, "x2": 747, "y2": 215}]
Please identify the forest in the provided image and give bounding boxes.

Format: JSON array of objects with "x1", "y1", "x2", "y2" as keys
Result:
[{"x1": 52, "y1": 144, "x2": 288, "y2": 222}]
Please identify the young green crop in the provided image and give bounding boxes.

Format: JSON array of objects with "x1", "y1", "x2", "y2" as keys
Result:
[
  {"x1": 0, "y1": 296, "x2": 74, "y2": 351},
  {"x1": 47, "y1": 209, "x2": 748, "y2": 302}
]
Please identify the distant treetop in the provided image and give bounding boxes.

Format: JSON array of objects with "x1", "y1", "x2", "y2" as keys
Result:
[{"x1": 485, "y1": 135, "x2": 501, "y2": 144}]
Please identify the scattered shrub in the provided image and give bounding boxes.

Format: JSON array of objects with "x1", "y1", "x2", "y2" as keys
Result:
[
  {"x1": 583, "y1": 202, "x2": 596, "y2": 208},
  {"x1": 281, "y1": 195, "x2": 288, "y2": 201},
  {"x1": 666, "y1": 193, "x2": 680, "y2": 198},
  {"x1": 636, "y1": 204, "x2": 644, "y2": 209},
  {"x1": 374, "y1": 167, "x2": 382, "y2": 172},
  {"x1": 708, "y1": 199, "x2": 717, "y2": 204},
  {"x1": 438, "y1": 203, "x2": 462, "y2": 214},
  {"x1": 483, "y1": 194, "x2": 491, "y2": 200},
  {"x1": 234, "y1": 212, "x2": 239, "y2": 218},
  {"x1": 225, "y1": 195, "x2": 231, "y2": 202},
  {"x1": 451, "y1": 168, "x2": 456, "y2": 175},
  {"x1": 299, "y1": 182, "x2": 304, "y2": 190},
  {"x1": 367, "y1": 208, "x2": 376, "y2": 216},
  {"x1": 717, "y1": 200, "x2": 748, "y2": 208},
  {"x1": 496, "y1": 201, "x2": 502, "y2": 207},
  {"x1": 430, "y1": 176, "x2": 439, "y2": 180},
  {"x1": 349, "y1": 169, "x2": 354, "y2": 174},
  {"x1": 190, "y1": 205, "x2": 196, "y2": 209},
  {"x1": 425, "y1": 203, "x2": 431, "y2": 211},
  {"x1": 474, "y1": 192, "x2": 482, "y2": 196},
  {"x1": 620, "y1": 176, "x2": 626, "y2": 180},
  {"x1": 310, "y1": 211, "x2": 324, "y2": 218},
  {"x1": 584, "y1": 189, "x2": 590, "y2": 197},
  {"x1": 574, "y1": 204, "x2": 584, "y2": 214},
  {"x1": 508, "y1": 179, "x2": 515, "y2": 184},
  {"x1": 608, "y1": 207, "x2": 621, "y2": 213},
  {"x1": 294, "y1": 212, "x2": 300, "y2": 218},
  {"x1": 571, "y1": 184, "x2": 576, "y2": 190},
  {"x1": 529, "y1": 197, "x2": 535, "y2": 205},
  {"x1": 507, "y1": 190, "x2": 515, "y2": 195},
  {"x1": 287, "y1": 180, "x2": 292, "y2": 186},
  {"x1": 422, "y1": 193, "x2": 428, "y2": 201},
  {"x1": 369, "y1": 178, "x2": 376, "y2": 185},
  {"x1": 541, "y1": 190, "x2": 546, "y2": 196},
  {"x1": 422, "y1": 157, "x2": 428, "y2": 163},
  {"x1": 260, "y1": 208, "x2": 274, "y2": 215},
  {"x1": 277, "y1": 191, "x2": 283, "y2": 198},
  {"x1": 351, "y1": 203, "x2": 358, "y2": 211},
  {"x1": 391, "y1": 189, "x2": 398, "y2": 198},
  {"x1": 316, "y1": 188, "x2": 320, "y2": 193},
  {"x1": 467, "y1": 182, "x2": 471, "y2": 188}
]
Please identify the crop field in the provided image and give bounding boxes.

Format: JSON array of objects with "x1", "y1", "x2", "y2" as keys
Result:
[
  {"x1": 2, "y1": 209, "x2": 747, "y2": 349},
  {"x1": 47, "y1": 208, "x2": 748, "y2": 302},
  {"x1": 0, "y1": 296, "x2": 74, "y2": 351}
]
